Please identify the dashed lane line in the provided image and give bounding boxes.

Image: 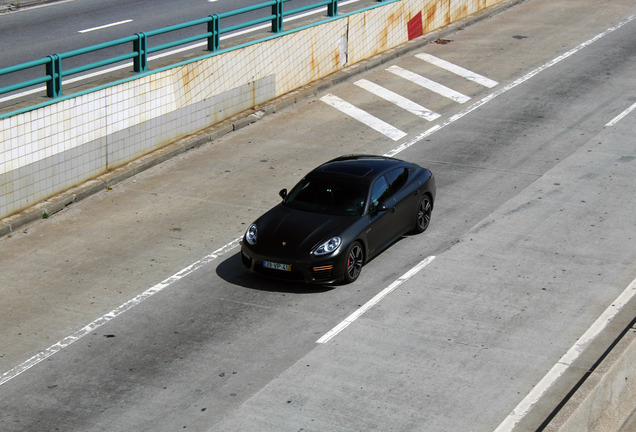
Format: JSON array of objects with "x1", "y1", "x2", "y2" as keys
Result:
[
  {"x1": 605, "y1": 100, "x2": 636, "y2": 127},
  {"x1": 387, "y1": 65, "x2": 471, "y2": 104},
  {"x1": 320, "y1": 93, "x2": 407, "y2": 141},
  {"x1": 384, "y1": 14, "x2": 636, "y2": 158},
  {"x1": 79, "y1": 20, "x2": 133, "y2": 33},
  {"x1": 415, "y1": 53, "x2": 498, "y2": 88},
  {"x1": 317, "y1": 256, "x2": 436, "y2": 344},
  {"x1": 354, "y1": 79, "x2": 441, "y2": 121},
  {"x1": 0, "y1": 237, "x2": 242, "y2": 387}
]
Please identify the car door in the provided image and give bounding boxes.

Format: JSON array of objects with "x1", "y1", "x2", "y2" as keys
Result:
[
  {"x1": 385, "y1": 166, "x2": 418, "y2": 233},
  {"x1": 366, "y1": 175, "x2": 398, "y2": 255}
]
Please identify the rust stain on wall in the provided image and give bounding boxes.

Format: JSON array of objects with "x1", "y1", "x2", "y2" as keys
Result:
[
  {"x1": 311, "y1": 43, "x2": 318, "y2": 79},
  {"x1": 182, "y1": 65, "x2": 197, "y2": 94},
  {"x1": 424, "y1": 3, "x2": 438, "y2": 33},
  {"x1": 377, "y1": 12, "x2": 396, "y2": 55},
  {"x1": 452, "y1": 4, "x2": 469, "y2": 21},
  {"x1": 250, "y1": 81, "x2": 257, "y2": 108}
]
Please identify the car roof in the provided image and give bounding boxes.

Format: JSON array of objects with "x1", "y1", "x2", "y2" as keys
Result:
[{"x1": 309, "y1": 155, "x2": 407, "y2": 181}]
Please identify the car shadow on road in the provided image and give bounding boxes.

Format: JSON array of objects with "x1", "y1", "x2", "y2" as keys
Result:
[{"x1": 216, "y1": 252, "x2": 337, "y2": 294}]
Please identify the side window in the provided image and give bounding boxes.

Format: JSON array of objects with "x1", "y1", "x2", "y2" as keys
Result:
[
  {"x1": 370, "y1": 176, "x2": 390, "y2": 211},
  {"x1": 385, "y1": 167, "x2": 409, "y2": 195}
]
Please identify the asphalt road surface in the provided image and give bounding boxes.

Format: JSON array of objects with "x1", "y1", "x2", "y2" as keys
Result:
[{"x1": 1, "y1": 0, "x2": 635, "y2": 431}]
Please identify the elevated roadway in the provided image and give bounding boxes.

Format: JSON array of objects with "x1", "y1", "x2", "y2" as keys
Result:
[{"x1": 0, "y1": 0, "x2": 377, "y2": 103}]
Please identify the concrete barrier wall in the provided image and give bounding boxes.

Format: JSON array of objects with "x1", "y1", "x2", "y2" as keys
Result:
[
  {"x1": 0, "y1": 0, "x2": 505, "y2": 219},
  {"x1": 555, "y1": 329, "x2": 636, "y2": 432}
]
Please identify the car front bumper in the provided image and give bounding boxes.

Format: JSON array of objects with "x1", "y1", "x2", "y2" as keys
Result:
[{"x1": 240, "y1": 244, "x2": 346, "y2": 284}]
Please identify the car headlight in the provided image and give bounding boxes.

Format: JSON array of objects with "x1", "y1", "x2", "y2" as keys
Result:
[
  {"x1": 245, "y1": 224, "x2": 258, "y2": 245},
  {"x1": 313, "y1": 237, "x2": 341, "y2": 256}
]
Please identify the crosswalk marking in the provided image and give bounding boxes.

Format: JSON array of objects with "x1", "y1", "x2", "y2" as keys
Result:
[
  {"x1": 320, "y1": 55, "x2": 498, "y2": 139},
  {"x1": 387, "y1": 65, "x2": 471, "y2": 104},
  {"x1": 415, "y1": 53, "x2": 498, "y2": 88},
  {"x1": 320, "y1": 94, "x2": 407, "y2": 141},
  {"x1": 354, "y1": 79, "x2": 441, "y2": 121}
]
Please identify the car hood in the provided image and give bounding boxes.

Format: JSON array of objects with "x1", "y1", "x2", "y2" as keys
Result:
[{"x1": 254, "y1": 204, "x2": 353, "y2": 257}]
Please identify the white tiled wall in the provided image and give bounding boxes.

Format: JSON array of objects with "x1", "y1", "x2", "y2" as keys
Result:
[{"x1": 0, "y1": 0, "x2": 505, "y2": 219}]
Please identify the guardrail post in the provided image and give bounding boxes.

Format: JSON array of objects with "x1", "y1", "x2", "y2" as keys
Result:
[
  {"x1": 271, "y1": 0, "x2": 283, "y2": 33},
  {"x1": 328, "y1": 0, "x2": 338, "y2": 16},
  {"x1": 133, "y1": 32, "x2": 147, "y2": 72},
  {"x1": 46, "y1": 54, "x2": 62, "y2": 98},
  {"x1": 208, "y1": 14, "x2": 220, "y2": 51}
]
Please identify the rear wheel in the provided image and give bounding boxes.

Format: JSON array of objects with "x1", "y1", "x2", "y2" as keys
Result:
[
  {"x1": 414, "y1": 195, "x2": 432, "y2": 233},
  {"x1": 343, "y1": 241, "x2": 364, "y2": 283}
]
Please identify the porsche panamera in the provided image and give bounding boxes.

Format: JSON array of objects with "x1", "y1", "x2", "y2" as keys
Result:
[{"x1": 240, "y1": 155, "x2": 435, "y2": 284}]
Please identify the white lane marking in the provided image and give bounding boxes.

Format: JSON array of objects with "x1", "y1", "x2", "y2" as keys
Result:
[
  {"x1": 387, "y1": 65, "x2": 471, "y2": 104},
  {"x1": 317, "y1": 256, "x2": 435, "y2": 344},
  {"x1": 354, "y1": 79, "x2": 441, "y2": 121},
  {"x1": 0, "y1": 0, "x2": 364, "y2": 104},
  {"x1": 0, "y1": 237, "x2": 242, "y2": 387},
  {"x1": 79, "y1": 20, "x2": 133, "y2": 34},
  {"x1": 605, "y1": 101, "x2": 636, "y2": 127},
  {"x1": 415, "y1": 53, "x2": 498, "y2": 88},
  {"x1": 494, "y1": 277, "x2": 636, "y2": 432},
  {"x1": 321, "y1": 93, "x2": 407, "y2": 141},
  {"x1": 384, "y1": 14, "x2": 636, "y2": 158}
]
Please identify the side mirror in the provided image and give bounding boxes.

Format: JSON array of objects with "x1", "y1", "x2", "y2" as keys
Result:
[
  {"x1": 371, "y1": 203, "x2": 389, "y2": 214},
  {"x1": 279, "y1": 189, "x2": 287, "y2": 200}
]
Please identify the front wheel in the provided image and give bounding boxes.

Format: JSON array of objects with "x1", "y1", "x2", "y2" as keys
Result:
[
  {"x1": 414, "y1": 195, "x2": 432, "y2": 233},
  {"x1": 343, "y1": 241, "x2": 364, "y2": 283}
]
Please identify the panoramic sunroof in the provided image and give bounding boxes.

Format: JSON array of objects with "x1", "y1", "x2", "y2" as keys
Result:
[{"x1": 322, "y1": 163, "x2": 374, "y2": 177}]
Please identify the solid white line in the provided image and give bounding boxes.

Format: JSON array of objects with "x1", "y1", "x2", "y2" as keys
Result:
[
  {"x1": 354, "y1": 79, "x2": 441, "y2": 121},
  {"x1": 387, "y1": 65, "x2": 471, "y2": 104},
  {"x1": 321, "y1": 93, "x2": 407, "y2": 141},
  {"x1": 79, "y1": 20, "x2": 133, "y2": 34},
  {"x1": 0, "y1": 237, "x2": 242, "y2": 387},
  {"x1": 415, "y1": 53, "x2": 498, "y2": 88},
  {"x1": 317, "y1": 256, "x2": 435, "y2": 344},
  {"x1": 494, "y1": 277, "x2": 636, "y2": 432},
  {"x1": 605, "y1": 101, "x2": 636, "y2": 127},
  {"x1": 384, "y1": 14, "x2": 636, "y2": 158}
]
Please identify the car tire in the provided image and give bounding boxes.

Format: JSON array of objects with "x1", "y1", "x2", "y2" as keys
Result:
[
  {"x1": 343, "y1": 241, "x2": 364, "y2": 283},
  {"x1": 414, "y1": 195, "x2": 432, "y2": 233}
]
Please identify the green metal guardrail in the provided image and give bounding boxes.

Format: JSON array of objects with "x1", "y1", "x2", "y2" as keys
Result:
[{"x1": 0, "y1": 0, "x2": 391, "y2": 102}]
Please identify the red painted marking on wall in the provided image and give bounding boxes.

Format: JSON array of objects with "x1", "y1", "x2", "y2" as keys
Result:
[{"x1": 407, "y1": 12, "x2": 423, "y2": 40}]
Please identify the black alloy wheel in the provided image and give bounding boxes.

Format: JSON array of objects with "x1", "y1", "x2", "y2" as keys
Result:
[
  {"x1": 344, "y1": 241, "x2": 364, "y2": 283},
  {"x1": 414, "y1": 195, "x2": 432, "y2": 233}
]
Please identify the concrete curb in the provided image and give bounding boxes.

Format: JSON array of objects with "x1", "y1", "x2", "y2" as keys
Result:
[
  {"x1": 0, "y1": 0, "x2": 53, "y2": 13},
  {"x1": 0, "y1": 0, "x2": 524, "y2": 237},
  {"x1": 545, "y1": 321, "x2": 636, "y2": 432}
]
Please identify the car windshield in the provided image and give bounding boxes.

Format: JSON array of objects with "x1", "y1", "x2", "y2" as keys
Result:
[{"x1": 284, "y1": 177, "x2": 367, "y2": 216}]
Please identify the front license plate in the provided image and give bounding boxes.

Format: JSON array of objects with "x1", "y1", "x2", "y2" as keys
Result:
[{"x1": 263, "y1": 261, "x2": 291, "y2": 271}]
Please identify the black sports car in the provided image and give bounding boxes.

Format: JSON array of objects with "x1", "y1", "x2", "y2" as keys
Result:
[{"x1": 240, "y1": 155, "x2": 435, "y2": 284}]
